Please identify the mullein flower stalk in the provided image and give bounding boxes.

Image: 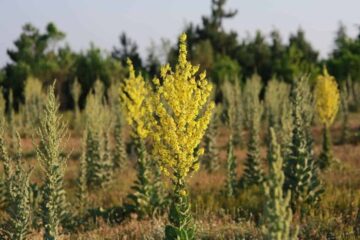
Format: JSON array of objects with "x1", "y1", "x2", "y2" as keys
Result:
[
  {"x1": 314, "y1": 67, "x2": 340, "y2": 170},
  {"x1": 149, "y1": 33, "x2": 214, "y2": 239}
]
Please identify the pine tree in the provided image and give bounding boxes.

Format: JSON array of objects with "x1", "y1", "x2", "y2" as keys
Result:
[
  {"x1": 262, "y1": 128, "x2": 298, "y2": 240},
  {"x1": 284, "y1": 77, "x2": 323, "y2": 216},
  {"x1": 35, "y1": 83, "x2": 69, "y2": 240}
]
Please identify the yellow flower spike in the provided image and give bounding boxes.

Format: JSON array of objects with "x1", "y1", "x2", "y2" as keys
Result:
[
  {"x1": 314, "y1": 66, "x2": 340, "y2": 127},
  {"x1": 148, "y1": 33, "x2": 214, "y2": 181},
  {"x1": 120, "y1": 59, "x2": 152, "y2": 140}
]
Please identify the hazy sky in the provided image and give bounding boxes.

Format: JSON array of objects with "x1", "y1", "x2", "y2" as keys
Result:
[{"x1": 0, "y1": 0, "x2": 360, "y2": 66}]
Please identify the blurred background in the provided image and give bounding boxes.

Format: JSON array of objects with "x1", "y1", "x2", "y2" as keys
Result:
[{"x1": 0, "y1": 0, "x2": 359, "y2": 110}]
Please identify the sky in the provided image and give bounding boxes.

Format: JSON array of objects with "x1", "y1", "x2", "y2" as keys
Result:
[{"x1": 0, "y1": 0, "x2": 360, "y2": 66}]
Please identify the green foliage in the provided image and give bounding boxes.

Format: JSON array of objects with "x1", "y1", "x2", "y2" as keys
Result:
[
  {"x1": 265, "y1": 78, "x2": 290, "y2": 130},
  {"x1": 221, "y1": 80, "x2": 243, "y2": 147},
  {"x1": 318, "y1": 127, "x2": 334, "y2": 170},
  {"x1": 202, "y1": 108, "x2": 220, "y2": 173},
  {"x1": 84, "y1": 85, "x2": 113, "y2": 188},
  {"x1": 108, "y1": 83, "x2": 127, "y2": 170},
  {"x1": 240, "y1": 75, "x2": 264, "y2": 187},
  {"x1": 262, "y1": 128, "x2": 298, "y2": 240},
  {"x1": 71, "y1": 78, "x2": 81, "y2": 128},
  {"x1": 0, "y1": 88, "x2": 5, "y2": 116},
  {"x1": 3, "y1": 23, "x2": 65, "y2": 106},
  {"x1": 225, "y1": 136, "x2": 237, "y2": 197},
  {"x1": 284, "y1": 77, "x2": 323, "y2": 215},
  {"x1": 77, "y1": 134, "x2": 88, "y2": 216},
  {"x1": 35, "y1": 83, "x2": 69, "y2": 239},
  {"x1": 23, "y1": 77, "x2": 45, "y2": 134},
  {"x1": 212, "y1": 55, "x2": 240, "y2": 86},
  {"x1": 0, "y1": 117, "x2": 11, "y2": 210},
  {"x1": 165, "y1": 180, "x2": 195, "y2": 240},
  {"x1": 340, "y1": 81, "x2": 350, "y2": 143},
  {"x1": 0, "y1": 123, "x2": 32, "y2": 240},
  {"x1": 7, "y1": 139, "x2": 32, "y2": 240},
  {"x1": 126, "y1": 140, "x2": 157, "y2": 218}
]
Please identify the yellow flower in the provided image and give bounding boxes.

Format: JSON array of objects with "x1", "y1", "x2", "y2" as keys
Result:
[
  {"x1": 314, "y1": 67, "x2": 340, "y2": 127},
  {"x1": 148, "y1": 33, "x2": 214, "y2": 180},
  {"x1": 179, "y1": 189, "x2": 187, "y2": 197},
  {"x1": 120, "y1": 59, "x2": 152, "y2": 139}
]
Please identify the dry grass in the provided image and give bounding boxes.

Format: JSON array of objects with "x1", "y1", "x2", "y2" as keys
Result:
[{"x1": 1, "y1": 113, "x2": 359, "y2": 239}]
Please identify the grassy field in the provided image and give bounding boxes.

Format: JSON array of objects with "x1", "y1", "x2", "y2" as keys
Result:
[{"x1": 3, "y1": 112, "x2": 357, "y2": 240}]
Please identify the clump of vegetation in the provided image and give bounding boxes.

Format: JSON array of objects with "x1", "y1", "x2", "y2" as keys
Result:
[
  {"x1": 224, "y1": 136, "x2": 237, "y2": 197},
  {"x1": 284, "y1": 77, "x2": 323, "y2": 216},
  {"x1": 240, "y1": 74, "x2": 264, "y2": 188},
  {"x1": 202, "y1": 105, "x2": 220, "y2": 173},
  {"x1": 35, "y1": 83, "x2": 69, "y2": 239},
  {"x1": 71, "y1": 78, "x2": 82, "y2": 129},
  {"x1": 314, "y1": 67, "x2": 340, "y2": 170},
  {"x1": 84, "y1": 81, "x2": 113, "y2": 189},
  {"x1": 24, "y1": 77, "x2": 45, "y2": 133},
  {"x1": 120, "y1": 59, "x2": 160, "y2": 218},
  {"x1": 149, "y1": 33, "x2": 214, "y2": 239},
  {"x1": 262, "y1": 128, "x2": 298, "y2": 240},
  {"x1": 340, "y1": 81, "x2": 350, "y2": 143}
]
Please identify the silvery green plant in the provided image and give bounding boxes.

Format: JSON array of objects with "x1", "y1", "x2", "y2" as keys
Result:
[
  {"x1": 284, "y1": 77, "x2": 323, "y2": 216},
  {"x1": 240, "y1": 74, "x2": 264, "y2": 187},
  {"x1": 84, "y1": 85, "x2": 113, "y2": 188},
  {"x1": 35, "y1": 83, "x2": 69, "y2": 240},
  {"x1": 262, "y1": 128, "x2": 298, "y2": 240}
]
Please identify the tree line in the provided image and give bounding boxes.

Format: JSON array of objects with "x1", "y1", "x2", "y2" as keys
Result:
[{"x1": 0, "y1": 0, "x2": 359, "y2": 110}]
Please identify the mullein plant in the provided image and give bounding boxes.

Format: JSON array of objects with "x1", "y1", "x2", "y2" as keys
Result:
[
  {"x1": 0, "y1": 121, "x2": 32, "y2": 240},
  {"x1": 148, "y1": 33, "x2": 214, "y2": 239},
  {"x1": 7, "y1": 90, "x2": 17, "y2": 149},
  {"x1": 265, "y1": 79, "x2": 293, "y2": 158},
  {"x1": 84, "y1": 86, "x2": 113, "y2": 189},
  {"x1": 202, "y1": 104, "x2": 220, "y2": 173},
  {"x1": 340, "y1": 82, "x2": 350, "y2": 144},
  {"x1": 120, "y1": 59, "x2": 159, "y2": 218},
  {"x1": 314, "y1": 67, "x2": 340, "y2": 170},
  {"x1": 221, "y1": 82, "x2": 239, "y2": 196},
  {"x1": 221, "y1": 80, "x2": 242, "y2": 145},
  {"x1": 108, "y1": 83, "x2": 127, "y2": 170},
  {"x1": 77, "y1": 132, "x2": 88, "y2": 217},
  {"x1": 284, "y1": 77, "x2": 323, "y2": 216},
  {"x1": 225, "y1": 135, "x2": 237, "y2": 197},
  {"x1": 35, "y1": 84, "x2": 69, "y2": 240},
  {"x1": 71, "y1": 78, "x2": 81, "y2": 130},
  {"x1": 24, "y1": 77, "x2": 45, "y2": 135},
  {"x1": 233, "y1": 79, "x2": 243, "y2": 147},
  {"x1": 262, "y1": 128, "x2": 298, "y2": 240},
  {"x1": 265, "y1": 78, "x2": 290, "y2": 133},
  {"x1": 240, "y1": 74, "x2": 264, "y2": 188},
  {"x1": 7, "y1": 135, "x2": 32, "y2": 240}
]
